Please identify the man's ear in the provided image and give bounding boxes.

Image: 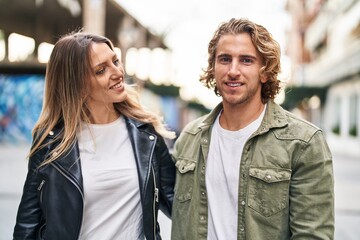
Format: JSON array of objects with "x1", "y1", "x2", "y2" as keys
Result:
[{"x1": 260, "y1": 74, "x2": 268, "y2": 83}]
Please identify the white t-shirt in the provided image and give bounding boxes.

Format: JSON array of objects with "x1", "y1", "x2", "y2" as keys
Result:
[
  {"x1": 206, "y1": 107, "x2": 266, "y2": 239},
  {"x1": 77, "y1": 117, "x2": 144, "y2": 240}
]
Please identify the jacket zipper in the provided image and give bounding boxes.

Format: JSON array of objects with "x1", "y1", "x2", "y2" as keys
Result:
[
  {"x1": 152, "y1": 166, "x2": 159, "y2": 240},
  {"x1": 37, "y1": 180, "x2": 45, "y2": 204},
  {"x1": 38, "y1": 223, "x2": 46, "y2": 240},
  {"x1": 50, "y1": 162, "x2": 84, "y2": 239}
]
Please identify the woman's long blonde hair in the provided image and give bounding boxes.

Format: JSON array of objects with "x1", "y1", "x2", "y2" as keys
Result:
[{"x1": 31, "y1": 31, "x2": 175, "y2": 165}]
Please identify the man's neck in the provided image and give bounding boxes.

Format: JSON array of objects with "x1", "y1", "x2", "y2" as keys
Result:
[{"x1": 220, "y1": 101, "x2": 266, "y2": 131}]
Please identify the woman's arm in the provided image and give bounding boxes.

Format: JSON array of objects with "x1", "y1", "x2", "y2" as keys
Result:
[
  {"x1": 156, "y1": 136, "x2": 176, "y2": 218},
  {"x1": 13, "y1": 151, "x2": 44, "y2": 239}
]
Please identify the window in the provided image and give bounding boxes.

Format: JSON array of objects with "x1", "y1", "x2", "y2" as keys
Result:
[
  {"x1": 349, "y1": 94, "x2": 358, "y2": 137},
  {"x1": 332, "y1": 98, "x2": 341, "y2": 135}
]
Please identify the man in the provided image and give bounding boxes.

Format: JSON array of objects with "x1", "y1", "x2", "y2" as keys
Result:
[{"x1": 171, "y1": 18, "x2": 334, "y2": 240}]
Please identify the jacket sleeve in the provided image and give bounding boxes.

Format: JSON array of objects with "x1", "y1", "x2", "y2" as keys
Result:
[
  {"x1": 13, "y1": 148, "x2": 44, "y2": 240},
  {"x1": 289, "y1": 130, "x2": 334, "y2": 239},
  {"x1": 157, "y1": 136, "x2": 176, "y2": 218}
]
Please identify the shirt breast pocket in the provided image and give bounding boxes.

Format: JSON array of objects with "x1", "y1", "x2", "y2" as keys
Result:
[
  {"x1": 247, "y1": 167, "x2": 291, "y2": 217},
  {"x1": 174, "y1": 158, "x2": 196, "y2": 202}
]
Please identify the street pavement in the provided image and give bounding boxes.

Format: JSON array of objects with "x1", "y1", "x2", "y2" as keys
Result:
[{"x1": 1, "y1": 144, "x2": 359, "y2": 240}]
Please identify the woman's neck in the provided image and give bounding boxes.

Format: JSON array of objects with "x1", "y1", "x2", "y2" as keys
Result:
[
  {"x1": 85, "y1": 103, "x2": 120, "y2": 124},
  {"x1": 89, "y1": 112, "x2": 120, "y2": 124}
]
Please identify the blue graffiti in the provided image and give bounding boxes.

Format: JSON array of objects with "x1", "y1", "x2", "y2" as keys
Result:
[{"x1": 0, "y1": 74, "x2": 44, "y2": 144}]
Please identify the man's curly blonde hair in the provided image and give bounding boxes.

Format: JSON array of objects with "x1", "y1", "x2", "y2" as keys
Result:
[{"x1": 200, "y1": 18, "x2": 282, "y2": 103}]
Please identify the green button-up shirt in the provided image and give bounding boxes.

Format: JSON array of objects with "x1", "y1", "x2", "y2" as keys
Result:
[{"x1": 171, "y1": 101, "x2": 334, "y2": 240}]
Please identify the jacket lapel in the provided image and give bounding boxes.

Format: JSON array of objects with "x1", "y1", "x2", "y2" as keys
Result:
[
  {"x1": 124, "y1": 117, "x2": 156, "y2": 200},
  {"x1": 52, "y1": 142, "x2": 84, "y2": 193}
]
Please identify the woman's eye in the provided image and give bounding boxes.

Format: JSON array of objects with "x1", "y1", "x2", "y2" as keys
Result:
[
  {"x1": 95, "y1": 68, "x2": 105, "y2": 75},
  {"x1": 113, "y1": 59, "x2": 120, "y2": 66}
]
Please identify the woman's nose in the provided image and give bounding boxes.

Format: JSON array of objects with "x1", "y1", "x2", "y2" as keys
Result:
[{"x1": 112, "y1": 63, "x2": 124, "y2": 76}]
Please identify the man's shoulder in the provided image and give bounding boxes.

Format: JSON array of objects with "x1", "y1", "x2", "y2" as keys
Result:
[
  {"x1": 273, "y1": 105, "x2": 324, "y2": 143},
  {"x1": 181, "y1": 102, "x2": 222, "y2": 134},
  {"x1": 182, "y1": 114, "x2": 212, "y2": 135},
  {"x1": 283, "y1": 108, "x2": 321, "y2": 132}
]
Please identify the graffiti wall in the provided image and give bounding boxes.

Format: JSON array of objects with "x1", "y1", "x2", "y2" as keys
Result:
[{"x1": 0, "y1": 74, "x2": 44, "y2": 144}]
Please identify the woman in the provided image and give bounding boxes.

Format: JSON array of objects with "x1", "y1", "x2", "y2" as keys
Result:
[{"x1": 13, "y1": 31, "x2": 176, "y2": 240}]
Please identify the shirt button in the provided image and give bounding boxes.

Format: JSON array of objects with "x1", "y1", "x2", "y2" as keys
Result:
[
  {"x1": 239, "y1": 226, "x2": 245, "y2": 231},
  {"x1": 202, "y1": 139, "x2": 208, "y2": 143},
  {"x1": 49, "y1": 131, "x2": 54, "y2": 136},
  {"x1": 266, "y1": 175, "x2": 272, "y2": 180},
  {"x1": 149, "y1": 135, "x2": 155, "y2": 140},
  {"x1": 241, "y1": 200, "x2": 245, "y2": 205},
  {"x1": 200, "y1": 216, "x2": 205, "y2": 221},
  {"x1": 201, "y1": 191, "x2": 206, "y2": 196}
]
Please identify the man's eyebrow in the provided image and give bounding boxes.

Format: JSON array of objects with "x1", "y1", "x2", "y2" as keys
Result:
[
  {"x1": 216, "y1": 53, "x2": 231, "y2": 59},
  {"x1": 217, "y1": 53, "x2": 231, "y2": 57},
  {"x1": 216, "y1": 53, "x2": 257, "y2": 59},
  {"x1": 240, "y1": 54, "x2": 257, "y2": 58}
]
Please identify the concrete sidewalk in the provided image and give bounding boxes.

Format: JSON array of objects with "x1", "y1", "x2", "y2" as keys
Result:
[
  {"x1": 0, "y1": 144, "x2": 28, "y2": 240},
  {"x1": 332, "y1": 152, "x2": 360, "y2": 239},
  {"x1": 1, "y1": 144, "x2": 359, "y2": 239}
]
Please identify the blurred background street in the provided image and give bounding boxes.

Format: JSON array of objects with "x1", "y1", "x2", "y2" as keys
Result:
[{"x1": 1, "y1": 0, "x2": 360, "y2": 239}]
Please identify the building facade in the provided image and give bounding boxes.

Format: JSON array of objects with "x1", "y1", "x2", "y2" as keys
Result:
[{"x1": 286, "y1": 0, "x2": 360, "y2": 158}]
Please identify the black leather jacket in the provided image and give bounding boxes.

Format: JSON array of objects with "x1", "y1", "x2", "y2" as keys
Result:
[{"x1": 13, "y1": 117, "x2": 175, "y2": 240}]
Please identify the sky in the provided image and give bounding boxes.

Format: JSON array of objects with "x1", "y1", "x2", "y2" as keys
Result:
[{"x1": 116, "y1": 0, "x2": 291, "y2": 108}]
